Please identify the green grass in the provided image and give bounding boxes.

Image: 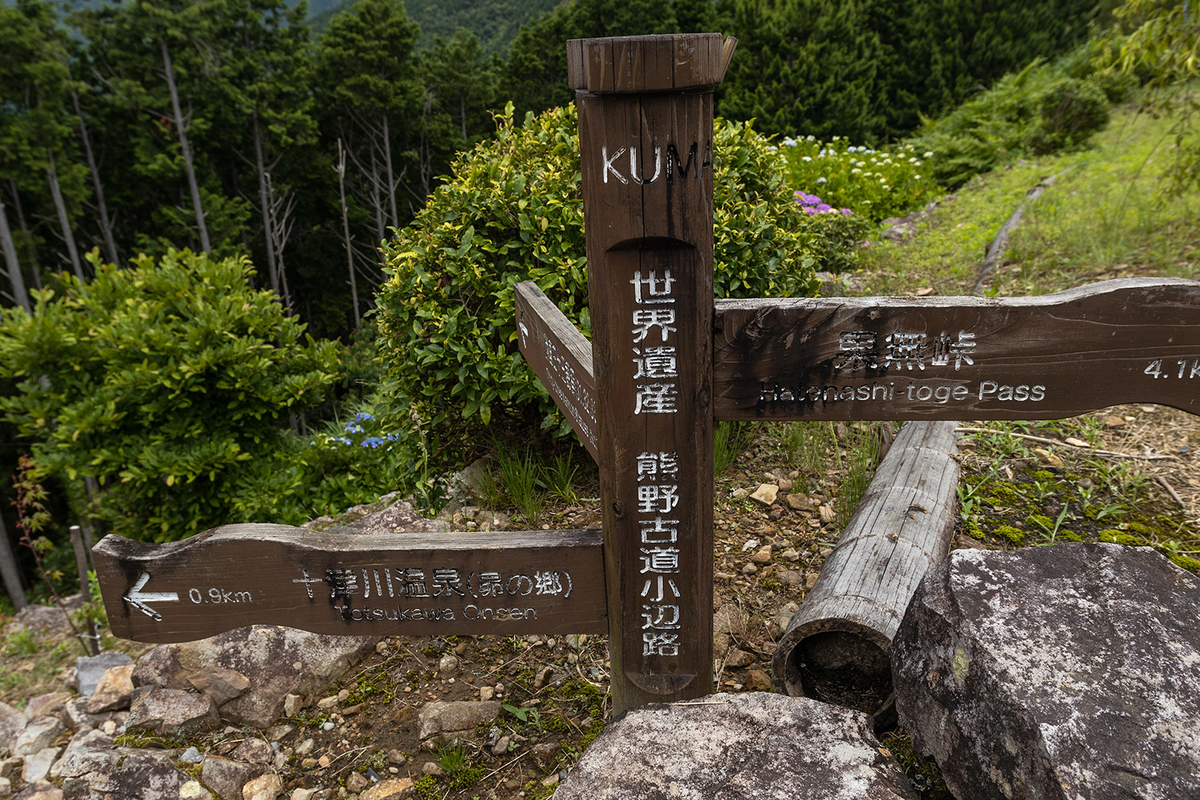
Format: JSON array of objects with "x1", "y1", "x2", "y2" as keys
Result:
[{"x1": 857, "y1": 104, "x2": 1200, "y2": 297}]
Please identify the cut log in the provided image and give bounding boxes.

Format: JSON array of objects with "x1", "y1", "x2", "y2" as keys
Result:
[{"x1": 772, "y1": 420, "x2": 959, "y2": 718}]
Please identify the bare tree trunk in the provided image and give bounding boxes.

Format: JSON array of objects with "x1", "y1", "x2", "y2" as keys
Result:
[
  {"x1": 0, "y1": 197, "x2": 30, "y2": 312},
  {"x1": 336, "y1": 139, "x2": 360, "y2": 328},
  {"x1": 6, "y1": 180, "x2": 39, "y2": 289},
  {"x1": 381, "y1": 114, "x2": 399, "y2": 232},
  {"x1": 72, "y1": 92, "x2": 119, "y2": 265},
  {"x1": 46, "y1": 149, "x2": 84, "y2": 281},
  {"x1": 460, "y1": 94, "x2": 468, "y2": 141},
  {"x1": 0, "y1": 513, "x2": 27, "y2": 611},
  {"x1": 266, "y1": 173, "x2": 294, "y2": 311},
  {"x1": 251, "y1": 109, "x2": 279, "y2": 294},
  {"x1": 161, "y1": 39, "x2": 210, "y2": 254},
  {"x1": 367, "y1": 142, "x2": 385, "y2": 244}
]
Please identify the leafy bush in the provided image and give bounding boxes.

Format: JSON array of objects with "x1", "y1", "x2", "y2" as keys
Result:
[
  {"x1": 779, "y1": 136, "x2": 940, "y2": 221},
  {"x1": 0, "y1": 250, "x2": 339, "y2": 541},
  {"x1": 909, "y1": 53, "x2": 1114, "y2": 188},
  {"x1": 377, "y1": 103, "x2": 825, "y2": 455},
  {"x1": 1026, "y1": 78, "x2": 1111, "y2": 154}
]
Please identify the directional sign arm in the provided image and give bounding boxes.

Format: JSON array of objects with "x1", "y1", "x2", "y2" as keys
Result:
[
  {"x1": 94, "y1": 523, "x2": 607, "y2": 644},
  {"x1": 515, "y1": 282, "x2": 599, "y2": 462},
  {"x1": 713, "y1": 278, "x2": 1200, "y2": 421}
]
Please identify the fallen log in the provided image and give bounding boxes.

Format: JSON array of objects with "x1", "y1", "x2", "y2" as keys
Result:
[{"x1": 772, "y1": 420, "x2": 959, "y2": 719}]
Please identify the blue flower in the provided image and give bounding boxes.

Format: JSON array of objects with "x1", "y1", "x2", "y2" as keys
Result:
[
  {"x1": 354, "y1": 412, "x2": 376, "y2": 422},
  {"x1": 361, "y1": 437, "x2": 384, "y2": 449}
]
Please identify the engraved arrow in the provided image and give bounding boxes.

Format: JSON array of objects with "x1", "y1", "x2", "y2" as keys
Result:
[{"x1": 124, "y1": 572, "x2": 179, "y2": 621}]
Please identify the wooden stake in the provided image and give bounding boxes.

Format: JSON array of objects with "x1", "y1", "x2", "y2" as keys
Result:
[{"x1": 569, "y1": 33, "x2": 728, "y2": 713}]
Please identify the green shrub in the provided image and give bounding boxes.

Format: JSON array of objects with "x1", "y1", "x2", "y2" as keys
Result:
[
  {"x1": 1026, "y1": 78, "x2": 1111, "y2": 154},
  {"x1": 0, "y1": 250, "x2": 339, "y2": 541},
  {"x1": 377, "y1": 103, "x2": 822, "y2": 454}
]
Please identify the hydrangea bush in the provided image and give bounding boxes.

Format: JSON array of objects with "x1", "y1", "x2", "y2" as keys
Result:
[{"x1": 778, "y1": 136, "x2": 940, "y2": 221}]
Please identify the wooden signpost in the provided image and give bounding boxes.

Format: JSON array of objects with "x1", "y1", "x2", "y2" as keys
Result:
[{"x1": 94, "y1": 33, "x2": 1200, "y2": 718}]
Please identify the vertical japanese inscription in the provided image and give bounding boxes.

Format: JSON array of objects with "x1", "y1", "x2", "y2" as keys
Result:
[{"x1": 572, "y1": 34, "x2": 720, "y2": 713}]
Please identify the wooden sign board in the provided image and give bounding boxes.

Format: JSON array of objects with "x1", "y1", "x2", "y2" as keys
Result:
[
  {"x1": 516, "y1": 283, "x2": 599, "y2": 462},
  {"x1": 93, "y1": 524, "x2": 606, "y2": 644},
  {"x1": 714, "y1": 279, "x2": 1200, "y2": 421}
]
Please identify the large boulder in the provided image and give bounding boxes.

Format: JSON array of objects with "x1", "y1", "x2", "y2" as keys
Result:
[
  {"x1": 124, "y1": 688, "x2": 219, "y2": 738},
  {"x1": 60, "y1": 749, "x2": 211, "y2": 800},
  {"x1": 0, "y1": 702, "x2": 27, "y2": 756},
  {"x1": 893, "y1": 543, "x2": 1200, "y2": 800},
  {"x1": 553, "y1": 692, "x2": 917, "y2": 800},
  {"x1": 132, "y1": 625, "x2": 379, "y2": 728}
]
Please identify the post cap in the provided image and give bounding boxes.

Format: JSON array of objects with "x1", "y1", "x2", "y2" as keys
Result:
[{"x1": 566, "y1": 33, "x2": 735, "y2": 94}]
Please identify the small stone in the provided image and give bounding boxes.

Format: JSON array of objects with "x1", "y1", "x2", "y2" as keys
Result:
[
  {"x1": 773, "y1": 602, "x2": 799, "y2": 636},
  {"x1": 786, "y1": 494, "x2": 812, "y2": 511},
  {"x1": 346, "y1": 771, "x2": 370, "y2": 794},
  {"x1": 751, "y1": 545, "x2": 773, "y2": 565},
  {"x1": 17, "y1": 781, "x2": 63, "y2": 800},
  {"x1": 181, "y1": 746, "x2": 204, "y2": 764},
  {"x1": 781, "y1": 549, "x2": 800, "y2": 562},
  {"x1": 768, "y1": 507, "x2": 784, "y2": 521},
  {"x1": 746, "y1": 669, "x2": 773, "y2": 691},
  {"x1": 231, "y1": 738, "x2": 274, "y2": 766},
  {"x1": 386, "y1": 749, "x2": 405, "y2": 766},
  {"x1": 740, "y1": 539, "x2": 760, "y2": 553},
  {"x1": 322, "y1": 722, "x2": 335, "y2": 732},
  {"x1": 533, "y1": 666, "x2": 555, "y2": 690},
  {"x1": 750, "y1": 484, "x2": 779, "y2": 506},
  {"x1": 187, "y1": 667, "x2": 251, "y2": 707},
  {"x1": 25, "y1": 692, "x2": 70, "y2": 720},
  {"x1": 491, "y1": 735, "x2": 511, "y2": 756},
  {"x1": 741, "y1": 563, "x2": 758, "y2": 576},
  {"x1": 125, "y1": 687, "x2": 219, "y2": 738},
  {"x1": 1104, "y1": 415, "x2": 1126, "y2": 428},
  {"x1": 530, "y1": 742, "x2": 559, "y2": 773},
  {"x1": 1064, "y1": 436, "x2": 1089, "y2": 448},
  {"x1": 730, "y1": 487, "x2": 749, "y2": 500},
  {"x1": 818, "y1": 505, "x2": 836, "y2": 524},
  {"x1": 360, "y1": 778, "x2": 415, "y2": 800},
  {"x1": 22, "y1": 746, "x2": 62, "y2": 783},
  {"x1": 242, "y1": 773, "x2": 283, "y2": 800},
  {"x1": 478, "y1": 687, "x2": 494, "y2": 702},
  {"x1": 724, "y1": 649, "x2": 755, "y2": 668},
  {"x1": 438, "y1": 654, "x2": 458, "y2": 674},
  {"x1": 780, "y1": 570, "x2": 803, "y2": 588},
  {"x1": 181, "y1": 780, "x2": 209, "y2": 800},
  {"x1": 0, "y1": 776, "x2": 9, "y2": 799},
  {"x1": 316, "y1": 695, "x2": 339, "y2": 711},
  {"x1": 74, "y1": 653, "x2": 134, "y2": 697},
  {"x1": 417, "y1": 701, "x2": 501, "y2": 741},
  {"x1": 300, "y1": 758, "x2": 318, "y2": 770},
  {"x1": 454, "y1": 641, "x2": 468, "y2": 656},
  {"x1": 422, "y1": 762, "x2": 443, "y2": 777},
  {"x1": 291, "y1": 790, "x2": 318, "y2": 800},
  {"x1": 541, "y1": 774, "x2": 560, "y2": 788},
  {"x1": 283, "y1": 694, "x2": 304, "y2": 718},
  {"x1": 266, "y1": 724, "x2": 294, "y2": 742},
  {"x1": 337, "y1": 689, "x2": 350, "y2": 703},
  {"x1": 295, "y1": 738, "x2": 315, "y2": 756},
  {"x1": 375, "y1": 640, "x2": 389, "y2": 654},
  {"x1": 318, "y1": 755, "x2": 331, "y2": 768},
  {"x1": 13, "y1": 716, "x2": 64, "y2": 756},
  {"x1": 0, "y1": 757, "x2": 22, "y2": 778}
]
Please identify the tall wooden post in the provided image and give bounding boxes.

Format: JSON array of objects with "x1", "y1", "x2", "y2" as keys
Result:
[{"x1": 570, "y1": 34, "x2": 729, "y2": 713}]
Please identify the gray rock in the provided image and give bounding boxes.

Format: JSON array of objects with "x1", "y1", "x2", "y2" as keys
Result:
[
  {"x1": 184, "y1": 667, "x2": 250, "y2": 707},
  {"x1": 241, "y1": 773, "x2": 282, "y2": 800},
  {"x1": 417, "y1": 701, "x2": 501, "y2": 741},
  {"x1": 12, "y1": 601, "x2": 77, "y2": 637},
  {"x1": 179, "y1": 747, "x2": 203, "y2": 764},
  {"x1": 24, "y1": 693, "x2": 70, "y2": 721},
  {"x1": 133, "y1": 626, "x2": 379, "y2": 729},
  {"x1": 124, "y1": 688, "x2": 219, "y2": 738},
  {"x1": 14, "y1": 781, "x2": 63, "y2": 800},
  {"x1": 50, "y1": 728, "x2": 117, "y2": 779},
  {"x1": 893, "y1": 543, "x2": 1200, "y2": 800},
  {"x1": 359, "y1": 780, "x2": 414, "y2": 800},
  {"x1": 61, "y1": 749, "x2": 210, "y2": 800},
  {"x1": 335, "y1": 499, "x2": 448, "y2": 535},
  {"x1": 13, "y1": 716, "x2": 63, "y2": 757},
  {"x1": 22, "y1": 747, "x2": 61, "y2": 783},
  {"x1": 554, "y1": 693, "x2": 915, "y2": 800},
  {"x1": 85, "y1": 665, "x2": 135, "y2": 714},
  {"x1": 199, "y1": 756, "x2": 264, "y2": 800},
  {"x1": 0, "y1": 776, "x2": 9, "y2": 800},
  {"x1": 74, "y1": 654, "x2": 134, "y2": 697},
  {"x1": 230, "y1": 738, "x2": 273, "y2": 766},
  {"x1": 0, "y1": 703, "x2": 26, "y2": 756},
  {"x1": 59, "y1": 698, "x2": 104, "y2": 733}
]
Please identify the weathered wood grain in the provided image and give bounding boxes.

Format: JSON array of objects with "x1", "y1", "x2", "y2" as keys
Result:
[
  {"x1": 714, "y1": 278, "x2": 1200, "y2": 421},
  {"x1": 515, "y1": 282, "x2": 599, "y2": 462},
  {"x1": 94, "y1": 524, "x2": 606, "y2": 643},
  {"x1": 571, "y1": 34, "x2": 724, "y2": 713},
  {"x1": 772, "y1": 421, "x2": 960, "y2": 713}
]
